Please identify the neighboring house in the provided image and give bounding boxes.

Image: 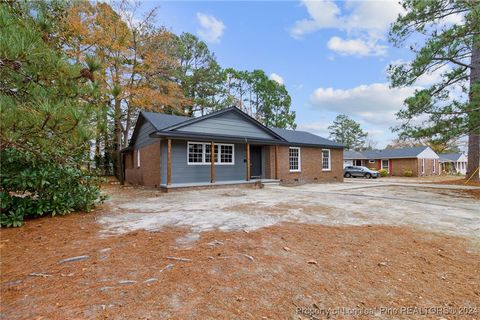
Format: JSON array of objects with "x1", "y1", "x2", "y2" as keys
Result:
[
  {"x1": 439, "y1": 153, "x2": 468, "y2": 175},
  {"x1": 343, "y1": 146, "x2": 441, "y2": 177},
  {"x1": 121, "y1": 107, "x2": 344, "y2": 190}
]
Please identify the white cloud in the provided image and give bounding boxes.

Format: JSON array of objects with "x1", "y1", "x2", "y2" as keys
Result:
[
  {"x1": 310, "y1": 83, "x2": 417, "y2": 126},
  {"x1": 290, "y1": 0, "x2": 404, "y2": 56},
  {"x1": 269, "y1": 73, "x2": 285, "y2": 85},
  {"x1": 327, "y1": 36, "x2": 387, "y2": 56},
  {"x1": 290, "y1": 0, "x2": 340, "y2": 39},
  {"x1": 291, "y1": 0, "x2": 402, "y2": 38},
  {"x1": 196, "y1": 13, "x2": 225, "y2": 43}
]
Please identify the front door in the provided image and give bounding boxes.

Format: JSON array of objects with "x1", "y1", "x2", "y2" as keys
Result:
[{"x1": 250, "y1": 146, "x2": 262, "y2": 179}]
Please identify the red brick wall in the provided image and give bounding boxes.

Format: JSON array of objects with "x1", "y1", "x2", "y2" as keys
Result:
[
  {"x1": 417, "y1": 158, "x2": 440, "y2": 177},
  {"x1": 263, "y1": 146, "x2": 275, "y2": 179},
  {"x1": 276, "y1": 146, "x2": 343, "y2": 184},
  {"x1": 390, "y1": 158, "x2": 418, "y2": 176},
  {"x1": 124, "y1": 141, "x2": 161, "y2": 187}
]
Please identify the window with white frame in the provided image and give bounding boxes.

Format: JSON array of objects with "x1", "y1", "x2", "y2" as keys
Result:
[
  {"x1": 433, "y1": 159, "x2": 436, "y2": 173},
  {"x1": 220, "y1": 145, "x2": 233, "y2": 163},
  {"x1": 188, "y1": 143, "x2": 204, "y2": 164},
  {"x1": 137, "y1": 149, "x2": 141, "y2": 168},
  {"x1": 421, "y1": 158, "x2": 425, "y2": 174},
  {"x1": 368, "y1": 159, "x2": 375, "y2": 163},
  {"x1": 289, "y1": 147, "x2": 301, "y2": 172},
  {"x1": 187, "y1": 142, "x2": 234, "y2": 165},
  {"x1": 322, "y1": 149, "x2": 331, "y2": 171},
  {"x1": 205, "y1": 144, "x2": 218, "y2": 163},
  {"x1": 382, "y1": 159, "x2": 389, "y2": 172}
]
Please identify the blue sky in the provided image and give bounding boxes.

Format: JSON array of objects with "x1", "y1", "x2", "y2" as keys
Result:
[{"x1": 135, "y1": 0, "x2": 448, "y2": 148}]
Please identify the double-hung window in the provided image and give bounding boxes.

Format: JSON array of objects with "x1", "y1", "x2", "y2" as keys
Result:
[
  {"x1": 421, "y1": 158, "x2": 425, "y2": 174},
  {"x1": 220, "y1": 145, "x2": 233, "y2": 163},
  {"x1": 289, "y1": 147, "x2": 301, "y2": 172},
  {"x1": 322, "y1": 149, "x2": 331, "y2": 171},
  {"x1": 188, "y1": 143, "x2": 204, "y2": 164},
  {"x1": 187, "y1": 142, "x2": 234, "y2": 165},
  {"x1": 432, "y1": 159, "x2": 436, "y2": 173},
  {"x1": 382, "y1": 159, "x2": 389, "y2": 172},
  {"x1": 205, "y1": 144, "x2": 218, "y2": 163}
]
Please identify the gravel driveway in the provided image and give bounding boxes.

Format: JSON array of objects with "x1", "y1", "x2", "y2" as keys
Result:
[{"x1": 99, "y1": 180, "x2": 480, "y2": 239}]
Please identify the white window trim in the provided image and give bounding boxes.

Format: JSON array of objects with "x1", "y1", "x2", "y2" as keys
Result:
[
  {"x1": 382, "y1": 159, "x2": 389, "y2": 172},
  {"x1": 289, "y1": 147, "x2": 301, "y2": 172},
  {"x1": 368, "y1": 159, "x2": 375, "y2": 163},
  {"x1": 187, "y1": 141, "x2": 235, "y2": 165},
  {"x1": 322, "y1": 149, "x2": 331, "y2": 171},
  {"x1": 433, "y1": 159, "x2": 436, "y2": 173},
  {"x1": 421, "y1": 158, "x2": 425, "y2": 174},
  {"x1": 137, "y1": 149, "x2": 141, "y2": 168}
]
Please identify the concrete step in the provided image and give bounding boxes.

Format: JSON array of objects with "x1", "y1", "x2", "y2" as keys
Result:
[{"x1": 261, "y1": 180, "x2": 281, "y2": 186}]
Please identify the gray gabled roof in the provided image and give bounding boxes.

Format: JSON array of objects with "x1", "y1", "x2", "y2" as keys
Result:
[
  {"x1": 344, "y1": 146, "x2": 429, "y2": 159},
  {"x1": 134, "y1": 107, "x2": 342, "y2": 149},
  {"x1": 141, "y1": 111, "x2": 191, "y2": 131},
  {"x1": 159, "y1": 107, "x2": 287, "y2": 142},
  {"x1": 344, "y1": 150, "x2": 368, "y2": 160},
  {"x1": 438, "y1": 153, "x2": 463, "y2": 162},
  {"x1": 270, "y1": 127, "x2": 343, "y2": 148}
]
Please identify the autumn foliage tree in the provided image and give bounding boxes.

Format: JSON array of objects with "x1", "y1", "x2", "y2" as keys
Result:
[{"x1": 62, "y1": 0, "x2": 187, "y2": 179}]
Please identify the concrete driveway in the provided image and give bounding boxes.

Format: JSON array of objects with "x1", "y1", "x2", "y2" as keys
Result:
[{"x1": 99, "y1": 180, "x2": 480, "y2": 239}]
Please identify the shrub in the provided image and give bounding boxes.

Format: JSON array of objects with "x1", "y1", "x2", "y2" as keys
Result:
[
  {"x1": 378, "y1": 169, "x2": 388, "y2": 177},
  {"x1": 0, "y1": 148, "x2": 106, "y2": 227},
  {"x1": 403, "y1": 170, "x2": 413, "y2": 177}
]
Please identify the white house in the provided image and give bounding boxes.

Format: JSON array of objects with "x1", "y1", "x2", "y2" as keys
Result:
[{"x1": 438, "y1": 153, "x2": 468, "y2": 175}]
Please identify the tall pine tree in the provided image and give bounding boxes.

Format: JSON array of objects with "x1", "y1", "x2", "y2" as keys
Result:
[{"x1": 389, "y1": 0, "x2": 479, "y2": 180}]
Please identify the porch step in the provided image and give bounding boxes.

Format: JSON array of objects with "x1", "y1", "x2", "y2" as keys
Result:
[{"x1": 261, "y1": 179, "x2": 281, "y2": 186}]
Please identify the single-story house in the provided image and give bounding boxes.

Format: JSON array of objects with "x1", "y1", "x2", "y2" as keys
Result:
[
  {"x1": 439, "y1": 153, "x2": 468, "y2": 175},
  {"x1": 121, "y1": 107, "x2": 344, "y2": 190},
  {"x1": 343, "y1": 146, "x2": 441, "y2": 177}
]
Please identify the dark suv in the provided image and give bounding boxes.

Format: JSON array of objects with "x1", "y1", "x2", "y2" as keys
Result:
[{"x1": 343, "y1": 166, "x2": 380, "y2": 179}]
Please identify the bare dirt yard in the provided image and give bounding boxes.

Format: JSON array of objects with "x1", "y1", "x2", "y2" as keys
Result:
[{"x1": 1, "y1": 179, "x2": 479, "y2": 319}]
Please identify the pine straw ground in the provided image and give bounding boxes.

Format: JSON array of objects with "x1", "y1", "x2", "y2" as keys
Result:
[
  {"x1": 431, "y1": 178, "x2": 480, "y2": 199},
  {"x1": 1, "y1": 186, "x2": 479, "y2": 319}
]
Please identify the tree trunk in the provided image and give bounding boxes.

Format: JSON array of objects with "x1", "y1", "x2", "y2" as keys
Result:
[
  {"x1": 94, "y1": 108, "x2": 102, "y2": 170},
  {"x1": 467, "y1": 43, "x2": 480, "y2": 181},
  {"x1": 113, "y1": 97, "x2": 124, "y2": 183},
  {"x1": 102, "y1": 105, "x2": 110, "y2": 176}
]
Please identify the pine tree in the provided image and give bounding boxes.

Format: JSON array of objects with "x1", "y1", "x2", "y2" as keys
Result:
[
  {"x1": 328, "y1": 115, "x2": 368, "y2": 150},
  {"x1": 389, "y1": 0, "x2": 479, "y2": 180}
]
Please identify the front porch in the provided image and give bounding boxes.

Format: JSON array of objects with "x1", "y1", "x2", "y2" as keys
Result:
[
  {"x1": 159, "y1": 178, "x2": 280, "y2": 191},
  {"x1": 163, "y1": 138, "x2": 280, "y2": 187}
]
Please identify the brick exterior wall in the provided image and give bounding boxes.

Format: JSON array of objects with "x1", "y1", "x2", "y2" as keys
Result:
[
  {"x1": 276, "y1": 146, "x2": 343, "y2": 184},
  {"x1": 124, "y1": 141, "x2": 161, "y2": 187},
  {"x1": 390, "y1": 158, "x2": 418, "y2": 176},
  {"x1": 416, "y1": 158, "x2": 440, "y2": 177},
  {"x1": 263, "y1": 146, "x2": 275, "y2": 179}
]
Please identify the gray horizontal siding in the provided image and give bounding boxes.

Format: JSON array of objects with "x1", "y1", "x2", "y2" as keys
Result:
[
  {"x1": 163, "y1": 140, "x2": 247, "y2": 184},
  {"x1": 134, "y1": 122, "x2": 156, "y2": 149},
  {"x1": 174, "y1": 112, "x2": 274, "y2": 139}
]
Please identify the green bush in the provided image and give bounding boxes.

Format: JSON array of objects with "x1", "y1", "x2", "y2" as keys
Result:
[
  {"x1": 378, "y1": 169, "x2": 388, "y2": 177},
  {"x1": 403, "y1": 170, "x2": 413, "y2": 177},
  {"x1": 0, "y1": 148, "x2": 105, "y2": 227}
]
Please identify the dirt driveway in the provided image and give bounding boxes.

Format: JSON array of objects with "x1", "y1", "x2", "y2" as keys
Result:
[
  {"x1": 100, "y1": 180, "x2": 480, "y2": 239},
  {"x1": 1, "y1": 181, "x2": 480, "y2": 319}
]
